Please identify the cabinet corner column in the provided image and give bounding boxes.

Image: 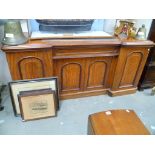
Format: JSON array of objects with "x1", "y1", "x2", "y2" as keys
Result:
[{"x1": 108, "y1": 40, "x2": 154, "y2": 97}]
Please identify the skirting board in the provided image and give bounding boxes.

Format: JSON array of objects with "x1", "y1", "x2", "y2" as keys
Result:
[
  {"x1": 60, "y1": 87, "x2": 137, "y2": 99},
  {"x1": 60, "y1": 89, "x2": 107, "y2": 100},
  {"x1": 108, "y1": 88, "x2": 137, "y2": 97}
]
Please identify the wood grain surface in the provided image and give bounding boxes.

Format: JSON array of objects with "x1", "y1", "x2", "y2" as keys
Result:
[{"x1": 88, "y1": 109, "x2": 150, "y2": 135}]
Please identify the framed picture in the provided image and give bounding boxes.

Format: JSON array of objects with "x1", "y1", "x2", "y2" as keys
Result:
[
  {"x1": 9, "y1": 77, "x2": 59, "y2": 116},
  {"x1": 18, "y1": 88, "x2": 57, "y2": 121}
]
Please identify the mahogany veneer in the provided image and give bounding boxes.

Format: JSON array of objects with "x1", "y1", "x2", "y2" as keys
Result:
[{"x1": 2, "y1": 38, "x2": 154, "y2": 99}]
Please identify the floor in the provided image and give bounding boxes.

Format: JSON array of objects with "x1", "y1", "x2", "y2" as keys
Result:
[{"x1": 0, "y1": 88, "x2": 155, "y2": 135}]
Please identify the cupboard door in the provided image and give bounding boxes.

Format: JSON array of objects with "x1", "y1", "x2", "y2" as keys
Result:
[
  {"x1": 18, "y1": 56, "x2": 45, "y2": 79},
  {"x1": 6, "y1": 49, "x2": 53, "y2": 80},
  {"x1": 84, "y1": 57, "x2": 113, "y2": 90},
  {"x1": 112, "y1": 47, "x2": 149, "y2": 90},
  {"x1": 54, "y1": 58, "x2": 85, "y2": 94}
]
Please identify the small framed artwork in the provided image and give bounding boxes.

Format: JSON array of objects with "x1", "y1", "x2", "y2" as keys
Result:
[
  {"x1": 9, "y1": 77, "x2": 59, "y2": 116},
  {"x1": 18, "y1": 89, "x2": 57, "y2": 121}
]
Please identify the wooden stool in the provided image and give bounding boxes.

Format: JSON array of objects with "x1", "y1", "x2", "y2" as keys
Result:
[{"x1": 88, "y1": 109, "x2": 150, "y2": 135}]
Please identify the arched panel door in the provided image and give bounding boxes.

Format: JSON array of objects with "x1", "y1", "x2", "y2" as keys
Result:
[
  {"x1": 87, "y1": 61, "x2": 107, "y2": 88},
  {"x1": 85, "y1": 57, "x2": 113, "y2": 90},
  {"x1": 110, "y1": 47, "x2": 150, "y2": 95},
  {"x1": 18, "y1": 56, "x2": 45, "y2": 79},
  {"x1": 54, "y1": 58, "x2": 85, "y2": 93},
  {"x1": 119, "y1": 52, "x2": 143, "y2": 88},
  {"x1": 61, "y1": 63, "x2": 82, "y2": 91}
]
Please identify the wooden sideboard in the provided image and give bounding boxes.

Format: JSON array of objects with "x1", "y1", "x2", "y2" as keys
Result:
[{"x1": 2, "y1": 38, "x2": 154, "y2": 99}]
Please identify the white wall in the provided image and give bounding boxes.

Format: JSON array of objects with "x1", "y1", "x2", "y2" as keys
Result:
[
  {"x1": 0, "y1": 25, "x2": 12, "y2": 83},
  {"x1": 103, "y1": 19, "x2": 116, "y2": 35},
  {"x1": 0, "y1": 19, "x2": 153, "y2": 83},
  {"x1": 0, "y1": 51, "x2": 12, "y2": 83}
]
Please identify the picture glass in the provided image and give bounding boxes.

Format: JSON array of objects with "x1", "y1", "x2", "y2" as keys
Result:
[
  {"x1": 20, "y1": 92, "x2": 56, "y2": 121},
  {"x1": 10, "y1": 79, "x2": 57, "y2": 115}
]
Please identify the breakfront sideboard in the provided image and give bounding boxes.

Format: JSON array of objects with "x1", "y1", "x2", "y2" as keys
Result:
[{"x1": 2, "y1": 38, "x2": 154, "y2": 99}]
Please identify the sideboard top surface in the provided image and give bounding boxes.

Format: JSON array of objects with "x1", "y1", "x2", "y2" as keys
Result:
[{"x1": 1, "y1": 38, "x2": 154, "y2": 52}]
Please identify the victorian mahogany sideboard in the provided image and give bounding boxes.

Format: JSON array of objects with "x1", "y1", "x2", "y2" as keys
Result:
[{"x1": 2, "y1": 38, "x2": 154, "y2": 99}]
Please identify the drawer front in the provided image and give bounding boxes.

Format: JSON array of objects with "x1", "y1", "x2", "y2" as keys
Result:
[{"x1": 53, "y1": 46, "x2": 119, "y2": 59}]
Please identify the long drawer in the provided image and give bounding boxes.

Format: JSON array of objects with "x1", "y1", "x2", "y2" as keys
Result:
[{"x1": 52, "y1": 46, "x2": 119, "y2": 59}]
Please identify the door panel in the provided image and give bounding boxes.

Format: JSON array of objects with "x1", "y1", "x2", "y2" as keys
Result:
[
  {"x1": 6, "y1": 49, "x2": 53, "y2": 80},
  {"x1": 18, "y1": 56, "x2": 45, "y2": 79},
  {"x1": 85, "y1": 57, "x2": 112, "y2": 90},
  {"x1": 61, "y1": 63, "x2": 82, "y2": 91},
  {"x1": 119, "y1": 52, "x2": 143, "y2": 87},
  {"x1": 54, "y1": 59, "x2": 85, "y2": 93},
  {"x1": 111, "y1": 47, "x2": 149, "y2": 90},
  {"x1": 87, "y1": 61, "x2": 107, "y2": 88}
]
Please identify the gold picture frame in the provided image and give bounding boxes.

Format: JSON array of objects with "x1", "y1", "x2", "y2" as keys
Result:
[
  {"x1": 18, "y1": 89, "x2": 57, "y2": 121},
  {"x1": 9, "y1": 77, "x2": 59, "y2": 116}
]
